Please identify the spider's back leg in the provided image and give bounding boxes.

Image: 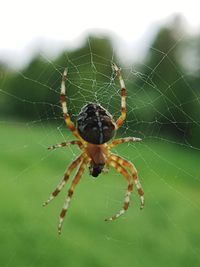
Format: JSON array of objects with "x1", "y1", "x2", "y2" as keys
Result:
[
  {"x1": 60, "y1": 69, "x2": 84, "y2": 142},
  {"x1": 112, "y1": 63, "x2": 126, "y2": 129}
]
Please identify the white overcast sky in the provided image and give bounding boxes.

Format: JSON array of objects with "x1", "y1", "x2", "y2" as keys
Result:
[{"x1": 0, "y1": 0, "x2": 200, "y2": 68}]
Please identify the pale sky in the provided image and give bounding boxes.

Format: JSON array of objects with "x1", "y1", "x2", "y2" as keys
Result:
[{"x1": 0, "y1": 0, "x2": 200, "y2": 68}]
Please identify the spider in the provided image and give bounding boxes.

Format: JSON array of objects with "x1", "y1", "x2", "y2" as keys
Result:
[{"x1": 43, "y1": 63, "x2": 144, "y2": 234}]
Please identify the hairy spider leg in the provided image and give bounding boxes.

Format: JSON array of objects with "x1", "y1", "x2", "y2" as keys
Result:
[
  {"x1": 105, "y1": 160, "x2": 134, "y2": 221},
  {"x1": 58, "y1": 158, "x2": 88, "y2": 234},
  {"x1": 60, "y1": 69, "x2": 84, "y2": 142},
  {"x1": 112, "y1": 63, "x2": 126, "y2": 129},
  {"x1": 48, "y1": 140, "x2": 83, "y2": 150},
  {"x1": 43, "y1": 154, "x2": 84, "y2": 206},
  {"x1": 110, "y1": 154, "x2": 144, "y2": 209},
  {"x1": 108, "y1": 137, "x2": 142, "y2": 149}
]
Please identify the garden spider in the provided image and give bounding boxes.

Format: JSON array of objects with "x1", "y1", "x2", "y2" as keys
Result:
[{"x1": 43, "y1": 63, "x2": 144, "y2": 234}]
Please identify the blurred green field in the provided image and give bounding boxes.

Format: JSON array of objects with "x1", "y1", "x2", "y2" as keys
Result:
[{"x1": 0, "y1": 123, "x2": 200, "y2": 267}]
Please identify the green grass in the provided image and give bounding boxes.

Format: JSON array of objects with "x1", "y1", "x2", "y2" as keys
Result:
[{"x1": 0, "y1": 123, "x2": 200, "y2": 267}]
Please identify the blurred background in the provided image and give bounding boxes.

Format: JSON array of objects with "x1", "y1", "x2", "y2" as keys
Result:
[{"x1": 0, "y1": 1, "x2": 200, "y2": 266}]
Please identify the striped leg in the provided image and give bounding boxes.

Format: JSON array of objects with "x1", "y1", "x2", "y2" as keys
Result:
[
  {"x1": 43, "y1": 154, "x2": 83, "y2": 207},
  {"x1": 60, "y1": 69, "x2": 84, "y2": 141},
  {"x1": 48, "y1": 140, "x2": 83, "y2": 150},
  {"x1": 58, "y1": 159, "x2": 88, "y2": 234},
  {"x1": 112, "y1": 63, "x2": 126, "y2": 129},
  {"x1": 109, "y1": 137, "x2": 142, "y2": 149},
  {"x1": 110, "y1": 154, "x2": 144, "y2": 209},
  {"x1": 105, "y1": 159, "x2": 133, "y2": 221}
]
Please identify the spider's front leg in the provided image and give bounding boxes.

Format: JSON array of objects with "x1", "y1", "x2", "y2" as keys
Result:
[
  {"x1": 58, "y1": 158, "x2": 88, "y2": 234},
  {"x1": 105, "y1": 159, "x2": 134, "y2": 221},
  {"x1": 110, "y1": 154, "x2": 144, "y2": 209},
  {"x1": 43, "y1": 154, "x2": 84, "y2": 206}
]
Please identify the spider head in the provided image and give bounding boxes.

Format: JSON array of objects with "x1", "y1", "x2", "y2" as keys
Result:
[{"x1": 89, "y1": 162, "x2": 105, "y2": 177}]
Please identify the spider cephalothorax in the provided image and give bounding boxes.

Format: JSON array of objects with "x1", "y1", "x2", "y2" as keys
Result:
[
  {"x1": 44, "y1": 63, "x2": 144, "y2": 234},
  {"x1": 86, "y1": 143, "x2": 108, "y2": 177}
]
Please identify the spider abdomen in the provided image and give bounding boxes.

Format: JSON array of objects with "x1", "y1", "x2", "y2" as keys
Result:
[{"x1": 77, "y1": 103, "x2": 116, "y2": 144}]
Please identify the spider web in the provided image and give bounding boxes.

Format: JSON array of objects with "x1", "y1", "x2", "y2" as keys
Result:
[{"x1": 0, "y1": 34, "x2": 200, "y2": 267}]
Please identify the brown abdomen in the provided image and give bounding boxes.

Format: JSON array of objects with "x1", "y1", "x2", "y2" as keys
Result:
[{"x1": 77, "y1": 103, "x2": 115, "y2": 144}]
